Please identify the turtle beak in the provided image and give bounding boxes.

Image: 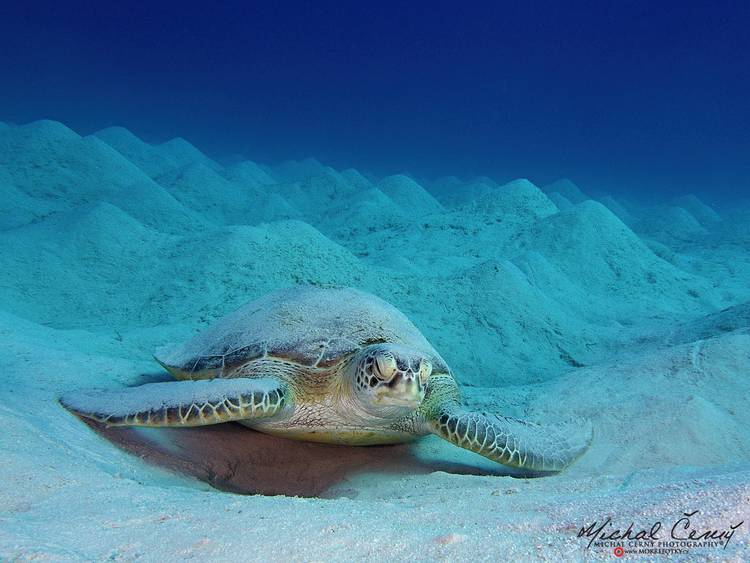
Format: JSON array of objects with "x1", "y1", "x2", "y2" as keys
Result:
[{"x1": 374, "y1": 374, "x2": 424, "y2": 407}]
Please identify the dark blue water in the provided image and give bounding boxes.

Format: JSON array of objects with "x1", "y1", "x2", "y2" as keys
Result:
[{"x1": 1, "y1": 1, "x2": 747, "y2": 203}]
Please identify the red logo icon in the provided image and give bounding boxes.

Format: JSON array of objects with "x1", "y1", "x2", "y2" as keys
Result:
[{"x1": 613, "y1": 546, "x2": 625, "y2": 557}]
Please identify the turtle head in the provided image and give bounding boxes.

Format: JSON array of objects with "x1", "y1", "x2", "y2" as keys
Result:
[{"x1": 350, "y1": 343, "x2": 432, "y2": 416}]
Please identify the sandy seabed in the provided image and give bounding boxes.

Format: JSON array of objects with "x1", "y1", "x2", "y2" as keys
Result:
[{"x1": 0, "y1": 120, "x2": 748, "y2": 561}]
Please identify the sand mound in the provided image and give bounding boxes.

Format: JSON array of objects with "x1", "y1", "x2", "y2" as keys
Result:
[
  {"x1": 0, "y1": 166, "x2": 62, "y2": 229},
  {"x1": 531, "y1": 331, "x2": 750, "y2": 474},
  {"x1": 258, "y1": 193, "x2": 302, "y2": 222},
  {"x1": 0, "y1": 120, "x2": 199, "y2": 231},
  {"x1": 0, "y1": 203, "x2": 163, "y2": 326},
  {"x1": 707, "y1": 199, "x2": 750, "y2": 242},
  {"x1": 672, "y1": 194, "x2": 721, "y2": 224},
  {"x1": 156, "y1": 162, "x2": 266, "y2": 224},
  {"x1": 94, "y1": 126, "x2": 179, "y2": 178},
  {"x1": 513, "y1": 201, "x2": 713, "y2": 315},
  {"x1": 0, "y1": 202, "x2": 364, "y2": 329},
  {"x1": 429, "y1": 175, "x2": 464, "y2": 201},
  {"x1": 415, "y1": 258, "x2": 598, "y2": 386},
  {"x1": 542, "y1": 178, "x2": 588, "y2": 203},
  {"x1": 322, "y1": 187, "x2": 407, "y2": 239},
  {"x1": 429, "y1": 176, "x2": 503, "y2": 206},
  {"x1": 597, "y1": 194, "x2": 632, "y2": 223},
  {"x1": 223, "y1": 159, "x2": 277, "y2": 187},
  {"x1": 157, "y1": 137, "x2": 221, "y2": 171},
  {"x1": 0, "y1": 121, "x2": 147, "y2": 201},
  {"x1": 377, "y1": 174, "x2": 443, "y2": 214},
  {"x1": 472, "y1": 175, "x2": 500, "y2": 187},
  {"x1": 271, "y1": 169, "x2": 359, "y2": 219},
  {"x1": 634, "y1": 205, "x2": 709, "y2": 244},
  {"x1": 457, "y1": 179, "x2": 558, "y2": 221},
  {"x1": 340, "y1": 168, "x2": 373, "y2": 190},
  {"x1": 273, "y1": 157, "x2": 332, "y2": 182},
  {"x1": 546, "y1": 191, "x2": 574, "y2": 211},
  {"x1": 668, "y1": 302, "x2": 750, "y2": 344},
  {"x1": 163, "y1": 220, "x2": 366, "y2": 318}
]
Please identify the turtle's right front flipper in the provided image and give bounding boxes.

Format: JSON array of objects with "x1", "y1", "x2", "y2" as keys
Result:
[{"x1": 60, "y1": 377, "x2": 287, "y2": 427}]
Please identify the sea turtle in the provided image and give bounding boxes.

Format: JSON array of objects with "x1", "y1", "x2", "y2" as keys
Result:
[{"x1": 61, "y1": 286, "x2": 592, "y2": 472}]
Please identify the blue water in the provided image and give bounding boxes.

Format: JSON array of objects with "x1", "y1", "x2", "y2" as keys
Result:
[{"x1": 0, "y1": 1, "x2": 748, "y2": 203}]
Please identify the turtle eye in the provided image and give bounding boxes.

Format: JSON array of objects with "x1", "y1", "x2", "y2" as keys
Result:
[
  {"x1": 417, "y1": 359, "x2": 432, "y2": 385},
  {"x1": 375, "y1": 352, "x2": 398, "y2": 381}
]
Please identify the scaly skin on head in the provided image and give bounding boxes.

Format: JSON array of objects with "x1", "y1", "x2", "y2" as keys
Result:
[{"x1": 348, "y1": 343, "x2": 433, "y2": 421}]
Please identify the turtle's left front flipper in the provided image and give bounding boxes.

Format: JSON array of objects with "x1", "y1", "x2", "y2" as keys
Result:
[
  {"x1": 427, "y1": 407, "x2": 592, "y2": 473},
  {"x1": 60, "y1": 377, "x2": 287, "y2": 427}
]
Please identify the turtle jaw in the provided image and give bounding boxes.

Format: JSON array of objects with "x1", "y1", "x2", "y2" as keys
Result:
[
  {"x1": 372, "y1": 380, "x2": 425, "y2": 409},
  {"x1": 351, "y1": 378, "x2": 424, "y2": 421}
]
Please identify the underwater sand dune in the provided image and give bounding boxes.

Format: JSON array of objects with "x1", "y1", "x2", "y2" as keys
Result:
[
  {"x1": 339, "y1": 167, "x2": 374, "y2": 190},
  {"x1": 512, "y1": 201, "x2": 715, "y2": 315},
  {"x1": 155, "y1": 162, "x2": 268, "y2": 225},
  {"x1": 545, "y1": 190, "x2": 575, "y2": 211},
  {"x1": 376, "y1": 174, "x2": 443, "y2": 214},
  {"x1": 634, "y1": 205, "x2": 709, "y2": 244},
  {"x1": 222, "y1": 159, "x2": 278, "y2": 187},
  {"x1": 671, "y1": 194, "x2": 722, "y2": 225},
  {"x1": 93, "y1": 126, "x2": 185, "y2": 179},
  {"x1": 0, "y1": 208, "x2": 365, "y2": 330},
  {"x1": 597, "y1": 194, "x2": 633, "y2": 224},
  {"x1": 1, "y1": 120, "x2": 749, "y2": 560},
  {"x1": 0, "y1": 121, "x2": 201, "y2": 232},
  {"x1": 455, "y1": 178, "x2": 558, "y2": 221},
  {"x1": 270, "y1": 169, "x2": 360, "y2": 218},
  {"x1": 272, "y1": 157, "x2": 333, "y2": 183},
  {"x1": 157, "y1": 136, "x2": 223, "y2": 172},
  {"x1": 320, "y1": 186, "x2": 408, "y2": 239},
  {"x1": 542, "y1": 177, "x2": 589, "y2": 204},
  {"x1": 429, "y1": 175, "x2": 506, "y2": 206}
]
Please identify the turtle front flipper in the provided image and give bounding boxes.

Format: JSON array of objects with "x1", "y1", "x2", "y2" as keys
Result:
[
  {"x1": 60, "y1": 377, "x2": 287, "y2": 427},
  {"x1": 427, "y1": 406, "x2": 592, "y2": 473}
]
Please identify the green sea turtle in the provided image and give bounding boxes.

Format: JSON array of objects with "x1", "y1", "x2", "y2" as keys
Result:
[{"x1": 61, "y1": 286, "x2": 591, "y2": 472}]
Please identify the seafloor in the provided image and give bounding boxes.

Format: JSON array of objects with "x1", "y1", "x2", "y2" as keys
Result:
[{"x1": 0, "y1": 120, "x2": 748, "y2": 561}]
